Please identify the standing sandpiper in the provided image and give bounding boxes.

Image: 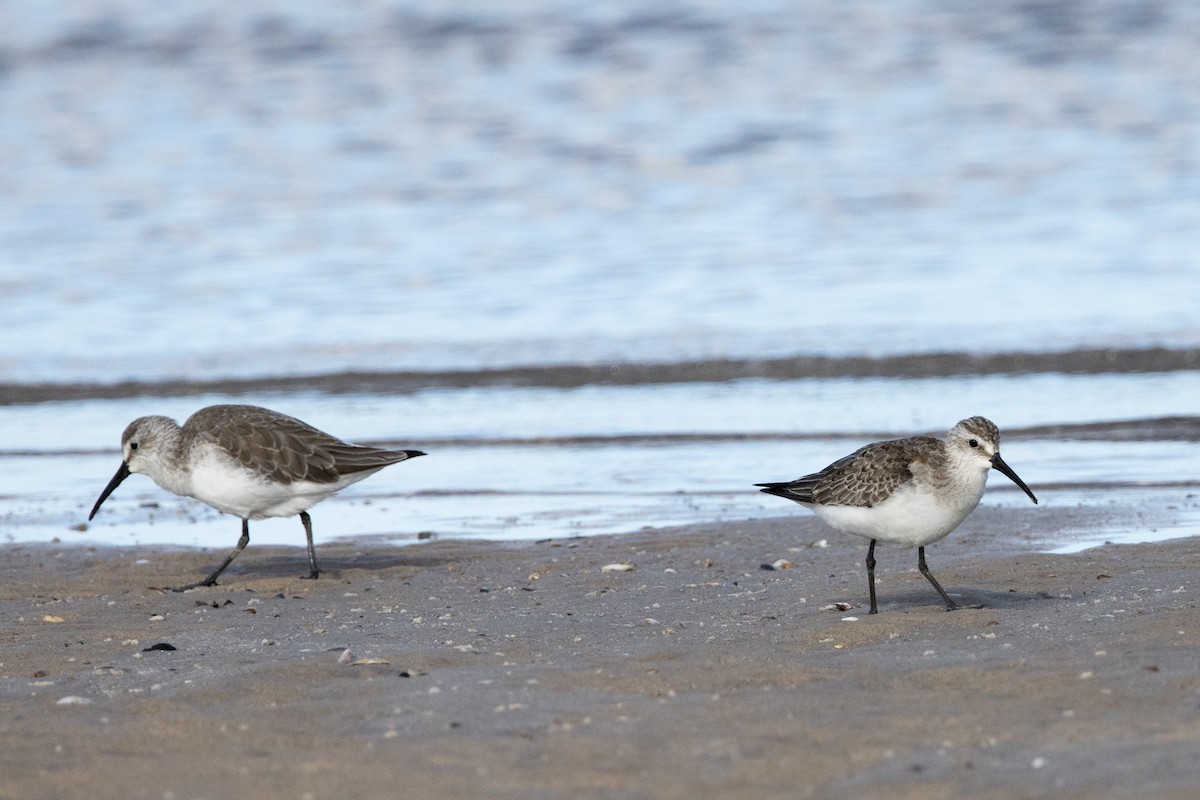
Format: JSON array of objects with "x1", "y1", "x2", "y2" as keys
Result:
[
  {"x1": 88, "y1": 404, "x2": 425, "y2": 590},
  {"x1": 756, "y1": 416, "x2": 1037, "y2": 613}
]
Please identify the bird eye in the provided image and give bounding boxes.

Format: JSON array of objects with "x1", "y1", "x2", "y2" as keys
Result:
[
  {"x1": 130, "y1": 442, "x2": 139, "y2": 451},
  {"x1": 968, "y1": 439, "x2": 979, "y2": 448}
]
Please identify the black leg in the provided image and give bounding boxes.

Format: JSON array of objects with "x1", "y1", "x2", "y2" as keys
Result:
[
  {"x1": 171, "y1": 519, "x2": 251, "y2": 592},
  {"x1": 918, "y1": 546, "x2": 959, "y2": 611},
  {"x1": 866, "y1": 539, "x2": 878, "y2": 614},
  {"x1": 300, "y1": 510, "x2": 321, "y2": 580}
]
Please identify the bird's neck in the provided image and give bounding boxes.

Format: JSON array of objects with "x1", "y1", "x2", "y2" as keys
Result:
[
  {"x1": 946, "y1": 452, "x2": 991, "y2": 501},
  {"x1": 143, "y1": 429, "x2": 192, "y2": 496}
]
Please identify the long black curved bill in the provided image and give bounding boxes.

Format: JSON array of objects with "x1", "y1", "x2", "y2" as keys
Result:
[
  {"x1": 89, "y1": 462, "x2": 131, "y2": 520},
  {"x1": 991, "y1": 453, "x2": 1038, "y2": 504}
]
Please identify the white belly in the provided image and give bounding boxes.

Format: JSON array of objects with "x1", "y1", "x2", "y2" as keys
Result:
[
  {"x1": 173, "y1": 449, "x2": 376, "y2": 520},
  {"x1": 807, "y1": 479, "x2": 986, "y2": 547}
]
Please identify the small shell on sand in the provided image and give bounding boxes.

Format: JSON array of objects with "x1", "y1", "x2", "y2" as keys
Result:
[{"x1": 820, "y1": 602, "x2": 854, "y2": 612}]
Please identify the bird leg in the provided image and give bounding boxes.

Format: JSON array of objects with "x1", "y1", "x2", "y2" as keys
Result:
[
  {"x1": 171, "y1": 519, "x2": 251, "y2": 592},
  {"x1": 866, "y1": 539, "x2": 878, "y2": 614},
  {"x1": 917, "y1": 546, "x2": 959, "y2": 611},
  {"x1": 300, "y1": 510, "x2": 322, "y2": 580}
]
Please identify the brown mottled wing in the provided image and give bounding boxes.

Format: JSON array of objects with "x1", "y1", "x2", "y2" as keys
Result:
[
  {"x1": 759, "y1": 437, "x2": 936, "y2": 508},
  {"x1": 187, "y1": 405, "x2": 420, "y2": 485}
]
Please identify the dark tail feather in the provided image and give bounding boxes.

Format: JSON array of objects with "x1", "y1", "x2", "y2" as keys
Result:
[
  {"x1": 333, "y1": 447, "x2": 428, "y2": 476},
  {"x1": 756, "y1": 481, "x2": 814, "y2": 504}
]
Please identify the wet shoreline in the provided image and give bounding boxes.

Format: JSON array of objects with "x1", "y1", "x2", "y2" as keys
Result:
[{"x1": 3, "y1": 345, "x2": 1199, "y2": 406}]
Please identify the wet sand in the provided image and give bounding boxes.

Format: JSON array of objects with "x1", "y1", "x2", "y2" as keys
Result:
[{"x1": 2, "y1": 509, "x2": 1198, "y2": 800}]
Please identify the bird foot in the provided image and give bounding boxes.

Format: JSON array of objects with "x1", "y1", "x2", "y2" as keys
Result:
[
  {"x1": 167, "y1": 580, "x2": 216, "y2": 593},
  {"x1": 944, "y1": 601, "x2": 986, "y2": 611}
]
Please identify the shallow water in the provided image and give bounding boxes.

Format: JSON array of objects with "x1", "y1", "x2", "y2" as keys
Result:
[
  {"x1": 2, "y1": 1, "x2": 1199, "y2": 553},
  {"x1": 5, "y1": 374, "x2": 1200, "y2": 551},
  {"x1": 4, "y1": 1, "x2": 1200, "y2": 382}
]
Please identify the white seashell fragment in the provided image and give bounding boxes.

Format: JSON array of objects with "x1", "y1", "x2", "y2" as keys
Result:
[{"x1": 601, "y1": 563, "x2": 634, "y2": 572}]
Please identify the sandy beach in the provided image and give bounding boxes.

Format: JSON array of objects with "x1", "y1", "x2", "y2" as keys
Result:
[
  {"x1": 5, "y1": 3, "x2": 1200, "y2": 798},
  {"x1": 2, "y1": 506, "x2": 1197, "y2": 800}
]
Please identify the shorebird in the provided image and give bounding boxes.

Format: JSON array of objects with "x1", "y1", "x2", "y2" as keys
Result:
[
  {"x1": 88, "y1": 404, "x2": 425, "y2": 590},
  {"x1": 756, "y1": 416, "x2": 1037, "y2": 613}
]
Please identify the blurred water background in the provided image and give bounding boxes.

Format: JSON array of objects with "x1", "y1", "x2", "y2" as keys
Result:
[{"x1": 2, "y1": 0, "x2": 1199, "y2": 554}]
